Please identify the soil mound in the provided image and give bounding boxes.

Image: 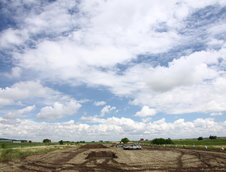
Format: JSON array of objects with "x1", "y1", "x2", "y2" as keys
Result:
[
  {"x1": 79, "y1": 144, "x2": 107, "y2": 149},
  {"x1": 86, "y1": 151, "x2": 117, "y2": 159}
]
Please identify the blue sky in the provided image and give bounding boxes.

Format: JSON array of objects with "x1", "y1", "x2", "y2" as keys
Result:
[{"x1": 0, "y1": 0, "x2": 226, "y2": 141}]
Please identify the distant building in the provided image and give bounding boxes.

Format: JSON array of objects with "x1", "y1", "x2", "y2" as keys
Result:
[
  {"x1": 0, "y1": 138, "x2": 27, "y2": 143},
  {"x1": 0, "y1": 138, "x2": 13, "y2": 143}
]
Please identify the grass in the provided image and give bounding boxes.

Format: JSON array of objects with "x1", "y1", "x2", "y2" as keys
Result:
[
  {"x1": 0, "y1": 144, "x2": 77, "y2": 161},
  {"x1": 141, "y1": 138, "x2": 226, "y2": 146},
  {"x1": 0, "y1": 142, "x2": 59, "y2": 149},
  {"x1": 140, "y1": 138, "x2": 226, "y2": 151},
  {"x1": 173, "y1": 138, "x2": 226, "y2": 146}
]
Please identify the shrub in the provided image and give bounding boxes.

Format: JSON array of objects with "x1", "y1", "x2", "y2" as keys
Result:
[
  {"x1": 197, "y1": 137, "x2": 203, "y2": 140},
  {"x1": 209, "y1": 135, "x2": 217, "y2": 139},
  {"x1": 0, "y1": 143, "x2": 6, "y2": 149},
  {"x1": 43, "y1": 139, "x2": 51, "y2": 144},
  {"x1": 151, "y1": 138, "x2": 174, "y2": 145},
  {"x1": 59, "y1": 140, "x2": 64, "y2": 145}
]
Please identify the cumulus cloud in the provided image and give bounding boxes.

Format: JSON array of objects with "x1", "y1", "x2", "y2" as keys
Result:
[
  {"x1": 4, "y1": 105, "x2": 35, "y2": 119},
  {"x1": 94, "y1": 101, "x2": 106, "y2": 106},
  {"x1": 133, "y1": 75, "x2": 226, "y2": 114},
  {"x1": 0, "y1": 67, "x2": 22, "y2": 79},
  {"x1": 1, "y1": 0, "x2": 226, "y2": 122},
  {"x1": 0, "y1": 81, "x2": 81, "y2": 120},
  {"x1": 0, "y1": 29, "x2": 25, "y2": 48},
  {"x1": 0, "y1": 81, "x2": 56, "y2": 107},
  {"x1": 210, "y1": 112, "x2": 223, "y2": 116},
  {"x1": 99, "y1": 105, "x2": 116, "y2": 117},
  {"x1": 0, "y1": 81, "x2": 79, "y2": 106},
  {"x1": 135, "y1": 106, "x2": 156, "y2": 117},
  {"x1": 11, "y1": 116, "x2": 220, "y2": 141},
  {"x1": 37, "y1": 100, "x2": 81, "y2": 120}
]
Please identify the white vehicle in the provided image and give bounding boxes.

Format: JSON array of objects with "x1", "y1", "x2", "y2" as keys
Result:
[{"x1": 123, "y1": 144, "x2": 142, "y2": 150}]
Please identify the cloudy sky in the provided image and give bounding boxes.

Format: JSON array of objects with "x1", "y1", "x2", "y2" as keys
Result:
[{"x1": 1, "y1": 0, "x2": 226, "y2": 142}]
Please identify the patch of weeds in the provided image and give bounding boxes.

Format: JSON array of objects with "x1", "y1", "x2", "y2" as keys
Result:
[
  {"x1": 0, "y1": 143, "x2": 6, "y2": 149},
  {"x1": 0, "y1": 145, "x2": 75, "y2": 161}
]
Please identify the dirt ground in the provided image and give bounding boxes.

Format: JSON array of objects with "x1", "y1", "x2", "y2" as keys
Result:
[{"x1": 0, "y1": 144, "x2": 226, "y2": 172}]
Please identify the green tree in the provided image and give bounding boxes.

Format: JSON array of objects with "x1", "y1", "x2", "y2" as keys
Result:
[
  {"x1": 165, "y1": 138, "x2": 173, "y2": 144},
  {"x1": 197, "y1": 137, "x2": 203, "y2": 140},
  {"x1": 43, "y1": 139, "x2": 51, "y2": 144},
  {"x1": 151, "y1": 138, "x2": 173, "y2": 145},
  {"x1": 59, "y1": 140, "x2": 64, "y2": 145},
  {"x1": 121, "y1": 138, "x2": 129, "y2": 144},
  {"x1": 209, "y1": 135, "x2": 217, "y2": 139}
]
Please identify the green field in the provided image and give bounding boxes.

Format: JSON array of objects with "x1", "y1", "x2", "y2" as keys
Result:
[
  {"x1": 173, "y1": 138, "x2": 226, "y2": 146},
  {"x1": 0, "y1": 143, "x2": 77, "y2": 161},
  {"x1": 0, "y1": 142, "x2": 57, "y2": 149}
]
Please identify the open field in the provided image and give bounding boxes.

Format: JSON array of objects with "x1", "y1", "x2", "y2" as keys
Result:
[
  {"x1": 173, "y1": 138, "x2": 226, "y2": 145},
  {"x1": 140, "y1": 138, "x2": 226, "y2": 146},
  {"x1": 139, "y1": 138, "x2": 226, "y2": 151},
  {"x1": 0, "y1": 145, "x2": 78, "y2": 161},
  {"x1": 0, "y1": 144, "x2": 226, "y2": 172},
  {"x1": 0, "y1": 142, "x2": 80, "y2": 149}
]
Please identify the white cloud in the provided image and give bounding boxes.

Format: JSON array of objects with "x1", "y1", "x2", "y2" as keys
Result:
[
  {"x1": 0, "y1": 81, "x2": 57, "y2": 107},
  {"x1": 0, "y1": 29, "x2": 25, "y2": 48},
  {"x1": 4, "y1": 105, "x2": 35, "y2": 119},
  {"x1": 133, "y1": 75, "x2": 226, "y2": 114},
  {"x1": 210, "y1": 112, "x2": 223, "y2": 116},
  {"x1": 135, "y1": 106, "x2": 156, "y2": 117},
  {"x1": 0, "y1": 81, "x2": 81, "y2": 120},
  {"x1": 0, "y1": 81, "x2": 78, "y2": 106},
  {"x1": 94, "y1": 101, "x2": 106, "y2": 106},
  {"x1": 14, "y1": 0, "x2": 192, "y2": 83},
  {"x1": 0, "y1": 67, "x2": 22, "y2": 79},
  {"x1": 99, "y1": 105, "x2": 116, "y2": 117},
  {"x1": 146, "y1": 53, "x2": 218, "y2": 92},
  {"x1": 37, "y1": 100, "x2": 81, "y2": 120},
  {"x1": 2, "y1": 0, "x2": 226, "y2": 117}
]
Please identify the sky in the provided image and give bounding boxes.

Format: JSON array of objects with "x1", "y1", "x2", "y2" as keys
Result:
[{"x1": 0, "y1": 0, "x2": 226, "y2": 142}]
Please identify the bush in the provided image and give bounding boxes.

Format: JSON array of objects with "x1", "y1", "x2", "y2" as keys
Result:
[
  {"x1": 121, "y1": 138, "x2": 129, "y2": 144},
  {"x1": 0, "y1": 143, "x2": 6, "y2": 149},
  {"x1": 151, "y1": 138, "x2": 174, "y2": 145},
  {"x1": 209, "y1": 135, "x2": 217, "y2": 139},
  {"x1": 59, "y1": 140, "x2": 64, "y2": 145},
  {"x1": 197, "y1": 137, "x2": 203, "y2": 140},
  {"x1": 43, "y1": 139, "x2": 51, "y2": 144}
]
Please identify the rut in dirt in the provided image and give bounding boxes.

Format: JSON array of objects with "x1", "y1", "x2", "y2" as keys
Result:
[
  {"x1": 18, "y1": 144, "x2": 108, "y2": 172},
  {"x1": 18, "y1": 148, "x2": 86, "y2": 172}
]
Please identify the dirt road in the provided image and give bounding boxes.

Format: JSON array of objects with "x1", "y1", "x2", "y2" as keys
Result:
[{"x1": 1, "y1": 144, "x2": 226, "y2": 172}]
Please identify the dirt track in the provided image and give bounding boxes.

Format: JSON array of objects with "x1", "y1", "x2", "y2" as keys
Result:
[{"x1": 1, "y1": 144, "x2": 226, "y2": 172}]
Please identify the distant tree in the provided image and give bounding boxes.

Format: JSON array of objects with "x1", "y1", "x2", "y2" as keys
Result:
[
  {"x1": 121, "y1": 138, "x2": 129, "y2": 144},
  {"x1": 29, "y1": 140, "x2": 32, "y2": 143},
  {"x1": 165, "y1": 138, "x2": 173, "y2": 144},
  {"x1": 197, "y1": 137, "x2": 203, "y2": 140},
  {"x1": 209, "y1": 135, "x2": 217, "y2": 139},
  {"x1": 151, "y1": 138, "x2": 173, "y2": 145},
  {"x1": 59, "y1": 140, "x2": 64, "y2": 145},
  {"x1": 43, "y1": 139, "x2": 51, "y2": 144}
]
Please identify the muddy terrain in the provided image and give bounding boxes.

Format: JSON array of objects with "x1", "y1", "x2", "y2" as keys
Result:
[{"x1": 0, "y1": 144, "x2": 226, "y2": 172}]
